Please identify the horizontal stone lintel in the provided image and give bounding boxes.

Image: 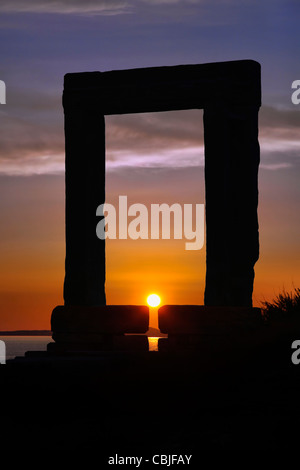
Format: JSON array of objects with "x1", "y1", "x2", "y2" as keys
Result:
[
  {"x1": 51, "y1": 305, "x2": 149, "y2": 335},
  {"x1": 63, "y1": 60, "x2": 261, "y2": 113},
  {"x1": 158, "y1": 305, "x2": 262, "y2": 334}
]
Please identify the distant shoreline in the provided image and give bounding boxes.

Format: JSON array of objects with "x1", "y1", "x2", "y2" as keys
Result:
[{"x1": 0, "y1": 327, "x2": 166, "y2": 337}]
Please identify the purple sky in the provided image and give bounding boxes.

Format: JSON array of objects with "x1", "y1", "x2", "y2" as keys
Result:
[{"x1": 0, "y1": 0, "x2": 299, "y2": 175}]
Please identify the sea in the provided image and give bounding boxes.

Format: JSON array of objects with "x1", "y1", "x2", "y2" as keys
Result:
[{"x1": 0, "y1": 336, "x2": 160, "y2": 360}]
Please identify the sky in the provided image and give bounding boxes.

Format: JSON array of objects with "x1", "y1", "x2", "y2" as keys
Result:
[{"x1": 0, "y1": 0, "x2": 299, "y2": 329}]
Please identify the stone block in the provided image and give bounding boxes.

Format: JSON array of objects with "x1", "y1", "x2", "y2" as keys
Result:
[
  {"x1": 158, "y1": 305, "x2": 262, "y2": 335},
  {"x1": 51, "y1": 305, "x2": 149, "y2": 336},
  {"x1": 47, "y1": 334, "x2": 149, "y2": 353}
]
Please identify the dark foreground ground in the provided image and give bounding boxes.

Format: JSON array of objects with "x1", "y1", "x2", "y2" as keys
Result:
[{"x1": 1, "y1": 322, "x2": 300, "y2": 458}]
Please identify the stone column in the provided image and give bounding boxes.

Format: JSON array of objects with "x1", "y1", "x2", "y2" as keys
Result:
[
  {"x1": 63, "y1": 106, "x2": 106, "y2": 306},
  {"x1": 203, "y1": 105, "x2": 260, "y2": 307}
]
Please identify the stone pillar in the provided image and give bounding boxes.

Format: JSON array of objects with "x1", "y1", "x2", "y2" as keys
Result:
[
  {"x1": 63, "y1": 106, "x2": 106, "y2": 306},
  {"x1": 203, "y1": 105, "x2": 260, "y2": 307}
]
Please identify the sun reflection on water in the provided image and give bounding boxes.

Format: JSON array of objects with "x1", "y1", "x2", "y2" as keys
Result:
[{"x1": 148, "y1": 337, "x2": 160, "y2": 352}]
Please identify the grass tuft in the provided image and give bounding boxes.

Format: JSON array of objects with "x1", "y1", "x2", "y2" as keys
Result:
[{"x1": 261, "y1": 287, "x2": 300, "y2": 321}]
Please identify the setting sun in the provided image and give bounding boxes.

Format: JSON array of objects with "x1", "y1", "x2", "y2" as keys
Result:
[{"x1": 147, "y1": 294, "x2": 161, "y2": 308}]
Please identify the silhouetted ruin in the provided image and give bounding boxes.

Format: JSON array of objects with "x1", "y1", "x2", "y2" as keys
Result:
[{"x1": 51, "y1": 60, "x2": 261, "y2": 346}]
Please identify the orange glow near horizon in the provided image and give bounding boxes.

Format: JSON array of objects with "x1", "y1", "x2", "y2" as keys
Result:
[{"x1": 0, "y1": 162, "x2": 300, "y2": 331}]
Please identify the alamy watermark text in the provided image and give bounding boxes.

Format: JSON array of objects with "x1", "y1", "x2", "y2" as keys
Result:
[
  {"x1": 291, "y1": 80, "x2": 300, "y2": 105},
  {"x1": 96, "y1": 196, "x2": 204, "y2": 251},
  {"x1": 0, "y1": 80, "x2": 6, "y2": 104}
]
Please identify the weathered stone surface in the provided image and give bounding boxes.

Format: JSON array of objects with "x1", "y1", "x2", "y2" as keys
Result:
[
  {"x1": 158, "y1": 305, "x2": 262, "y2": 335},
  {"x1": 47, "y1": 334, "x2": 148, "y2": 352},
  {"x1": 204, "y1": 105, "x2": 260, "y2": 307},
  {"x1": 51, "y1": 305, "x2": 149, "y2": 335},
  {"x1": 51, "y1": 332, "x2": 109, "y2": 344},
  {"x1": 63, "y1": 109, "x2": 106, "y2": 306},
  {"x1": 61, "y1": 59, "x2": 261, "y2": 322},
  {"x1": 158, "y1": 335, "x2": 214, "y2": 353}
]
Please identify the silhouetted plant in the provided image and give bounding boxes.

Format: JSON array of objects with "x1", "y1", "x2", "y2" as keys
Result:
[{"x1": 261, "y1": 287, "x2": 300, "y2": 320}]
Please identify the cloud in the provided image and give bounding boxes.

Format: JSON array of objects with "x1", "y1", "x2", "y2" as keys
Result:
[
  {"x1": 141, "y1": 0, "x2": 201, "y2": 3},
  {"x1": 260, "y1": 105, "x2": 300, "y2": 135},
  {"x1": 0, "y1": 152, "x2": 64, "y2": 176},
  {"x1": 0, "y1": 110, "x2": 64, "y2": 175},
  {"x1": 258, "y1": 106, "x2": 300, "y2": 170},
  {"x1": 0, "y1": 86, "x2": 64, "y2": 175},
  {"x1": 106, "y1": 110, "x2": 203, "y2": 152},
  {"x1": 0, "y1": 0, "x2": 231, "y2": 14},
  {"x1": 0, "y1": 0, "x2": 254, "y2": 19},
  {"x1": 260, "y1": 162, "x2": 292, "y2": 171},
  {"x1": 107, "y1": 146, "x2": 204, "y2": 171},
  {"x1": 0, "y1": 106, "x2": 204, "y2": 175},
  {"x1": 0, "y1": 0, "x2": 129, "y2": 15},
  {"x1": 1, "y1": 92, "x2": 299, "y2": 176},
  {"x1": 260, "y1": 138, "x2": 300, "y2": 171}
]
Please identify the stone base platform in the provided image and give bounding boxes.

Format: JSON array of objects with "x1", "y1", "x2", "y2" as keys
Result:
[
  {"x1": 51, "y1": 305, "x2": 149, "y2": 335},
  {"x1": 5, "y1": 309, "x2": 300, "y2": 451},
  {"x1": 50, "y1": 305, "x2": 150, "y2": 353},
  {"x1": 158, "y1": 305, "x2": 263, "y2": 351},
  {"x1": 49, "y1": 305, "x2": 265, "y2": 354},
  {"x1": 48, "y1": 334, "x2": 149, "y2": 354},
  {"x1": 3, "y1": 318, "x2": 300, "y2": 452}
]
